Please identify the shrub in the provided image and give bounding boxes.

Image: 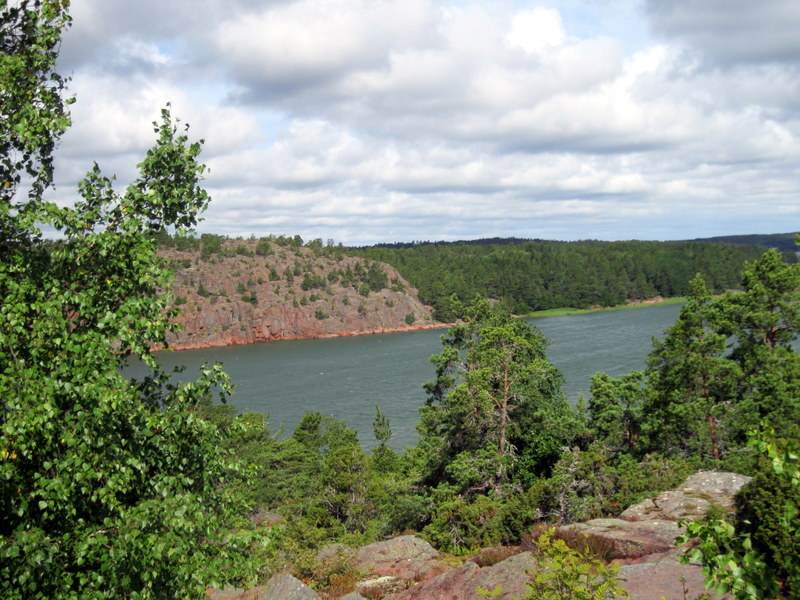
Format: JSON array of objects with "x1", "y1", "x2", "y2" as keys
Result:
[
  {"x1": 735, "y1": 439, "x2": 800, "y2": 586},
  {"x1": 523, "y1": 529, "x2": 629, "y2": 600}
]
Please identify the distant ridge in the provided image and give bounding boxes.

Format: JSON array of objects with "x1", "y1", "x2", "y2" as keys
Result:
[
  {"x1": 686, "y1": 232, "x2": 798, "y2": 252},
  {"x1": 355, "y1": 232, "x2": 798, "y2": 251}
]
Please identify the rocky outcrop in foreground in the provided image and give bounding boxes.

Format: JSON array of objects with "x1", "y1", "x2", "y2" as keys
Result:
[{"x1": 209, "y1": 471, "x2": 750, "y2": 600}]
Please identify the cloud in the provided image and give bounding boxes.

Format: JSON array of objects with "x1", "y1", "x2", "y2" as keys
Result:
[
  {"x1": 45, "y1": 0, "x2": 800, "y2": 245},
  {"x1": 645, "y1": 0, "x2": 800, "y2": 66}
]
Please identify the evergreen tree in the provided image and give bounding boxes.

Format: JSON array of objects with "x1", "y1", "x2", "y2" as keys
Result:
[
  {"x1": 642, "y1": 275, "x2": 741, "y2": 461},
  {"x1": 416, "y1": 297, "x2": 579, "y2": 497},
  {"x1": 588, "y1": 370, "x2": 646, "y2": 453}
]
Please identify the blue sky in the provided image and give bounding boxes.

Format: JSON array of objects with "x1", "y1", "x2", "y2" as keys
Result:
[{"x1": 51, "y1": 0, "x2": 800, "y2": 245}]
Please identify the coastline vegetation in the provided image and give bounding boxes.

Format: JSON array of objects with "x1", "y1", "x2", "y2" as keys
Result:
[{"x1": 520, "y1": 296, "x2": 687, "y2": 319}]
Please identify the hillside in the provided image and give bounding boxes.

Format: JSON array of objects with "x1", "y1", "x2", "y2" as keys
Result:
[
  {"x1": 351, "y1": 238, "x2": 776, "y2": 319},
  {"x1": 160, "y1": 238, "x2": 436, "y2": 350}
]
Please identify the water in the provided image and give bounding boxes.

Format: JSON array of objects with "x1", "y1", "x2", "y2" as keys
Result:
[{"x1": 130, "y1": 303, "x2": 684, "y2": 450}]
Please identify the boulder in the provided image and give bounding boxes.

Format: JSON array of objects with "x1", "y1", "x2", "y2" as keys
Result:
[
  {"x1": 356, "y1": 575, "x2": 409, "y2": 598},
  {"x1": 355, "y1": 535, "x2": 449, "y2": 584},
  {"x1": 558, "y1": 518, "x2": 684, "y2": 560},
  {"x1": 259, "y1": 573, "x2": 320, "y2": 600},
  {"x1": 206, "y1": 574, "x2": 320, "y2": 600},
  {"x1": 386, "y1": 552, "x2": 533, "y2": 600},
  {"x1": 356, "y1": 535, "x2": 441, "y2": 570},
  {"x1": 619, "y1": 471, "x2": 751, "y2": 523},
  {"x1": 619, "y1": 554, "x2": 731, "y2": 600}
]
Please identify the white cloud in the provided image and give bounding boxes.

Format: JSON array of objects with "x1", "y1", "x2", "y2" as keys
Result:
[{"x1": 45, "y1": 0, "x2": 800, "y2": 244}]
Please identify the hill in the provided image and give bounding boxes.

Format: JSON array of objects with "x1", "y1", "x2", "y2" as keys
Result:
[
  {"x1": 160, "y1": 237, "x2": 435, "y2": 350},
  {"x1": 687, "y1": 231, "x2": 798, "y2": 252}
]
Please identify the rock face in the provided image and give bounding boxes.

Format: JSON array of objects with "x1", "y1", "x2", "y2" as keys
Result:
[
  {"x1": 560, "y1": 471, "x2": 751, "y2": 562},
  {"x1": 160, "y1": 240, "x2": 437, "y2": 351}
]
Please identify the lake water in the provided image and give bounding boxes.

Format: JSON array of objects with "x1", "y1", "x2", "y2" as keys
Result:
[{"x1": 132, "y1": 303, "x2": 684, "y2": 450}]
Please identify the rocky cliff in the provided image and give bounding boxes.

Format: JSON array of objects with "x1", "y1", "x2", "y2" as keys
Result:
[{"x1": 159, "y1": 240, "x2": 437, "y2": 351}]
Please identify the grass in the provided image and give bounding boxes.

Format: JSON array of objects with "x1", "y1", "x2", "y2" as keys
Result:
[{"x1": 520, "y1": 297, "x2": 686, "y2": 319}]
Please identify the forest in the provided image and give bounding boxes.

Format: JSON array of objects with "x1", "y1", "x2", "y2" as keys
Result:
[
  {"x1": 352, "y1": 239, "x2": 788, "y2": 320},
  {"x1": 1, "y1": 3, "x2": 798, "y2": 599}
]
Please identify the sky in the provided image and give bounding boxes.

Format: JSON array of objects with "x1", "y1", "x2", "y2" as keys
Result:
[{"x1": 50, "y1": 0, "x2": 800, "y2": 246}]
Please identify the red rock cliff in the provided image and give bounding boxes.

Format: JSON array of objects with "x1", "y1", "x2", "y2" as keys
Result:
[{"x1": 161, "y1": 240, "x2": 437, "y2": 351}]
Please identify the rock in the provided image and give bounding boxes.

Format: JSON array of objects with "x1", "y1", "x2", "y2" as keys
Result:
[
  {"x1": 355, "y1": 536, "x2": 450, "y2": 589},
  {"x1": 619, "y1": 471, "x2": 751, "y2": 523},
  {"x1": 356, "y1": 575, "x2": 409, "y2": 598},
  {"x1": 620, "y1": 554, "x2": 731, "y2": 600},
  {"x1": 206, "y1": 575, "x2": 320, "y2": 600},
  {"x1": 386, "y1": 552, "x2": 533, "y2": 600},
  {"x1": 339, "y1": 593, "x2": 368, "y2": 600},
  {"x1": 356, "y1": 535, "x2": 442, "y2": 571},
  {"x1": 206, "y1": 587, "x2": 252, "y2": 600},
  {"x1": 559, "y1": 518, "x2": 684, "y2": 560},
  {"x1": 258, "y1": 573, "x2": 320, "y2": 600}
]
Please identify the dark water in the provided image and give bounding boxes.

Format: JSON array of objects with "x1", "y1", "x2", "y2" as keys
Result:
[{"x1": 131, "y1": 303, "x2": 684, "y2": 450}]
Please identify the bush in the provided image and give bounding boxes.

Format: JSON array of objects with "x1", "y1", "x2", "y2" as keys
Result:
[
  {"x1": 735, "y1": 441, "x2": 800, "y2": 585},
  {"x1": 523, "y1": 529, "x2": 629, "y2": 600}
]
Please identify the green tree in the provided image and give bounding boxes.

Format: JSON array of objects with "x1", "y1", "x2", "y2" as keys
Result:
[
  {"x1": 588, "y1": 370, "x2": 645, "y2": 453},
  {"x1": 642, "y1": 275, "x2": 741, "y2": 461},
  {"x1": 0, "y1": 4, "x2": 259, "y2": 597},
  {"x1": 417, "y1": 298, "x2": 578, "y2": 497},
  {"x1": 640, "y1": 254, "x2": 800, "y2": 465}
]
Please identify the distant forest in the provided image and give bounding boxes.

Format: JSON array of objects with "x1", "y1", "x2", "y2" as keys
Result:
[
  {"x1": 686, "y1": 232, "x2": 799, "y2": 252},
  {"x1": 352, "y1": 238, "x2": 796, "y2": 320}
]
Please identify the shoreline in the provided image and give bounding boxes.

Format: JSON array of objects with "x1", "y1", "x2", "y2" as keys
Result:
[
  {"x1": 160, "y1": 321, "x2": 451, "y2": 353},
  {"x1": 520, "y1": 296, "x2": 685, "y2": 319},
  {"x1": 160, "y1": 297, "x2": 682, "y2": 353}
]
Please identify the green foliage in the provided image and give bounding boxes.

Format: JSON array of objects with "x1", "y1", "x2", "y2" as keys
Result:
[
  {"x1": 199, "y1": 233, "x2": 223, "y2": 258},
  {"x1": 372, "y1": 404, "x2": 392, "y2": 445},
  {"x1": 0, "y1": 0, "x2": 72, "y2": 207},
  {"x1": 315, "y1": 309, "x2": 329, "y2": 320},
  {"x1": 0, "y1": 5, "x2": 260, "y2": 595},
  {"x1": 352, "y1": 239, "x2": 771, "y2": 319},
  {"x1": 422, "y1": 493, "x2": 507, "y2": 553},
  {"x1": 418, "y1": 297, "x2": 581, "y2": 499},
  {"x1": 523, "y1": 529, "x2": 629, "y2": 600},
  {"x1": 405, "y1": 312, "x2": 416, "y2": 325},
  {"x1": 537, "y1": 444, "x2": 693, "y2": 524},
  {"x1": 255, "y1": 238, "x2": 274, "y2": 256},
  {"x1": 679, "y1": 426, "x2": 799, "y2": 599},
  {"x1": 588, "y1": 371, "x2": 645, "y2": 453},
  {"x1": 639, "y1": 255, "x2": 800, "y2": 464},
  {"x1": 735, "y1": 466, "x2": 800, "y2": 587}
]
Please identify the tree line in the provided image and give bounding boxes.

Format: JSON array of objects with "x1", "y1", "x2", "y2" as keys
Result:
[{"x1": 353, "y1": 239, "x2": 782, "y2": 320}]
